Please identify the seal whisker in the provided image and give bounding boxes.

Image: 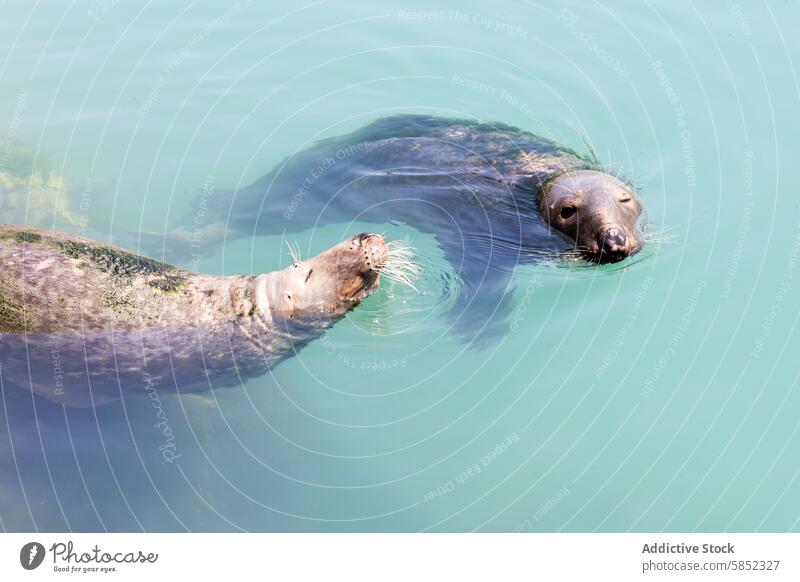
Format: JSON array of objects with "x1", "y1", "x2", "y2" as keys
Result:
[
  {"x1": 641, "y1": 222, "x2": 682, "y2": 246},
  {"x1": 285, "y1": 240, "x2": 302, "y2": 265},
  {"x1": 380, "y1": 240, "x2": 421, "y2": 292},
  {"x1": 642, "y1": 232, "x2": 680, "y2": 246},
  {"x1": 642, "y1": 222, "x2": 682, "y2": 234}
]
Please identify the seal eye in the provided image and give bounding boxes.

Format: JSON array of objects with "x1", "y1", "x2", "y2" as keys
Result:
[
  {"x1": 620, "y1": 197, "x2": 632, "y2": 203},
  {"x1": 560, "y1": 205, "x2": 577, "y2": 220}
]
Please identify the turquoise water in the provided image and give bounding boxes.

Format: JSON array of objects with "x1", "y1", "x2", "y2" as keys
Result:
[{"x1": 1, "y1": 0, "x2": 800, "y2": 532}]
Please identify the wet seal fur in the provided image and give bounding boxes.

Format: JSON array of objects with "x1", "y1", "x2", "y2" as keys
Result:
[
  {"x1": 0, "y1": 226, "x2": 409, "y2": 407},
  {"x1": 147, "y1": 115, "x2": 644, "y2": 343}
]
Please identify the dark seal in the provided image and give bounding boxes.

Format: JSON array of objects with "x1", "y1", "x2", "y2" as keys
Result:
[{"x1": 149, "y1": 115, "x2": 644, "y2": 342}]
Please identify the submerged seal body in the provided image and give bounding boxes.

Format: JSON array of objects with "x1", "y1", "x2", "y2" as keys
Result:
[
  {"x1": 0, "y1": 139, "x2": 81, "y2": 229},
  {"x1": 0, "y1": 226, "x2": 405, "y2": 407},
  {"x1": 153, "y1": 115, "x2": 644, "y2": 342}
]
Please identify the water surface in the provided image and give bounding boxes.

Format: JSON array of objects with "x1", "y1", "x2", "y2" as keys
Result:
[{"x1": 1, "y1": 0, "x2": 799, "y2": 532}]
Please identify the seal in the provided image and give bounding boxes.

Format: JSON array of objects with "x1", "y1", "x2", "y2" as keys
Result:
[
  {"x1": 146, "y1": 115, "x2": 644, "y2": 342},
  {"x1": 0, "y1": 226, "x2": 417, "y2": 407}
]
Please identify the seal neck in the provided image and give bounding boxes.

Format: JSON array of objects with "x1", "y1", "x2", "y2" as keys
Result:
[{"x1": 252, "y1": 273, "x2": 274, "y2": 323}]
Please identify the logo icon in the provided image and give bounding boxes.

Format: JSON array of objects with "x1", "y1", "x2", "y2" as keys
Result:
[{"x1": 20, "y1": 542, "x2": 46, "y2": 570}]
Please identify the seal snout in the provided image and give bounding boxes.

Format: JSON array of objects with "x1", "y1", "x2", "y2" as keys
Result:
[
  {"x1": 352, "y1": 232, "x2": 376, "y2": 244},
  {"x1": 350, "y1": 232, "x2": 388, "y2": 272},
  {"x1": 596, "y1": 227, "x2": 639, "y2": 263},
  {"x1": 598, "y1": 227, "x2": 629, "y2": 262}
]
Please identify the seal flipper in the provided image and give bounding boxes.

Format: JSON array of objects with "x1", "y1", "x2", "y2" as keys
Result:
[{"x1": 435, "y1": 232, "x2": 518, "y2": 350}]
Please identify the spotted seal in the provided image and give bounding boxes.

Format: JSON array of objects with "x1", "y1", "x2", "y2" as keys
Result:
[{"x1": 0, "y1": 226, "x2": 416, "y2": 406}]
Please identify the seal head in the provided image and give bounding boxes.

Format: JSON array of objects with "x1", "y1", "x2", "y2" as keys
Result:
[
  {"x1": 262, "y1": 232, "x2": 387, "y2": 323},
  {"x1": 540, "y1": 170, "x2": 643, "y2": 263}
]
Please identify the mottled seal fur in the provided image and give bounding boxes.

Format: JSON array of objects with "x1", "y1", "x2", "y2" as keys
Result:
[
  {"x1": 0, "y1": 226, "x2": 407, "y2": 407},
  {"x1": 149, "y1": 115, "x2": 644, "y2": 342}
]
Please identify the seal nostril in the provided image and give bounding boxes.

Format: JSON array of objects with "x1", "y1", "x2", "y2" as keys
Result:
[{"x1": 601, "y1": 228, "x2": 627, "y2": 253}]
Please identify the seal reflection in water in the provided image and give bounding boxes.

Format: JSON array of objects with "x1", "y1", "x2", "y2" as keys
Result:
[
  {"x1": 153, "y1": 115, "x2": 645, "y2": 343},
  {"x1": 0, "y1": 227, "x2": 416, "y2": 407}
]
